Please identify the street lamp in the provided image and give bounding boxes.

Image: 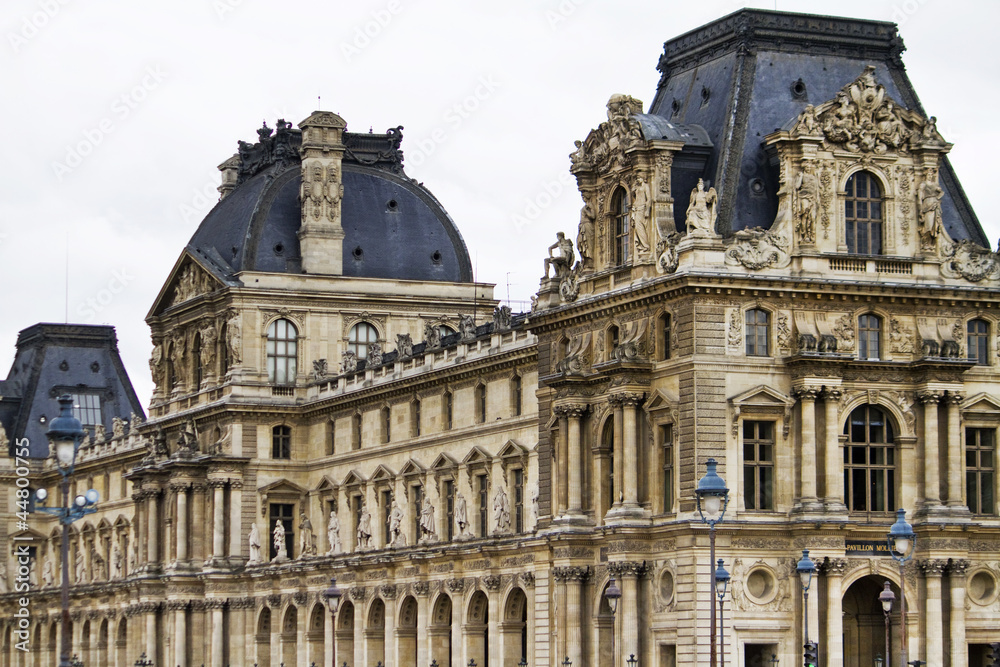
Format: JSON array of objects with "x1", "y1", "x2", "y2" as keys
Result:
[
  {"x1": 795, "y1": 550, "x2": 817, "y2": 667},
  {"x1": 715, "y1": 559, "x2": 730, "y2": 667},
  {"x1": 888, "y1": 509, "x2": 916, "y2": 666},
  {"x1": 133, "y1": 652, "x2": 154, "y2": 667},
  {"x1": 35, "y1": 395, "x2": 98, "y2": 667},
  {"x1": 322, "y1": 577, "x2": 343, "y2": 667},
  {"x1": 770, "y1": 655, "x2": 779, "y2": 667},
  {"x1": 875, "y1": 655, "x2": 883, "y2": 667},
  {"x1": 879, "y1": 580, "x2": 896, "y2": 666},
  {"x1": 605, "y1": 576, "x2": 622, "y2": 667},
  {"x1": 626, "y1": 655, "x2": 637, "y2": 667},
  {"x1": 696, "y1": 458, "x2": 729, "y2": 667}
]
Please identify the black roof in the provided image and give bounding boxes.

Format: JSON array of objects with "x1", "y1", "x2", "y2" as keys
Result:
[
  {"x1": 187, "y1": 121, "x2": 474, "y2": 284},
  {"x1": 648, "y1": 8, "x2": 987, "y2": 245},
  {"x1": 0, "y1": 324, "x2": 144, "y2": 459}
]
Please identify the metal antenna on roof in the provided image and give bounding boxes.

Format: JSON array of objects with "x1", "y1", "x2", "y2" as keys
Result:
[{"x1": 318, "y1": 94, "x2": 321, "y2": 110}]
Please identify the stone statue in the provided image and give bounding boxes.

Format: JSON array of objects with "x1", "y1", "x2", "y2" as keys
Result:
[
  {"x1": 396, "y1": 333, "x2": 414, "y2": 358},
  {"x1": 492, "y1": 305, "x2": 512, "y2": 331},
  {"x1": 794, "y1": 163, "x2": 819, "y2": 244},
  {"x1": 455, "y1": 490, "x2": 469, "y2": 537},
  {"x1": 357, "y1": 502, "x2": 372, "y2": 549},
  {"x1": 91, "y1": 546, "x2": 107, "y2": 581},
  {"x1": 129, "y1": 544, "x2": 136, "y2": 573},
  {"x1": 272, "y1": 520, "x2": 287, "y2": 560},
  {"x1": 247, "y1": 523, "x2": 262, "y2": 564},
  {"x1": 544, "y1": 232, "x2": 575, "y2": 280},
  {"x1": 75, "y1": 550, "x2": 85, "y2": 584},
  {"x1": 632, "y1": 176, "x2": 651, "y2": 256},
  {"x1": 226, "y1": 312, "x2": 242, "y2": 365},
  {"x1": 419, "y1": 496, "x2": 436, "y2": 542},
  {"x1": 793, "y1": 104, "x2": 818, "y2": 135},
  {"x1": 149, "y1": 343, "x2": 164, "y2": 390},
  {"x1": 176, "y1": 419, "x2": 199, "y2": 456},
  {"x1": 298, "y1": 513, "x2": 314, "y2": 558},
  {"x1": 94, "y1": 424, "x2": 106, "y2": 444},
  {"x1": 169, "y1": 331, "x2": 187, "y2": 386},
  {"x1": 112, "y1": 544, "x2": 123, "y2": 579},
  {"x1": 42, "y1": 555, "x2": 54, "y2": 587},
  {"x1": 459, "y1": 314, "x2": 477, "y2": 340},
  {"x1": 772, "y1": 175, "x2": 793, "y2": 235},
  {"x1": 424, "y1": 322, "x2": 442, "y2": 348},
  {"x1": 112, "y1": 416, "x2": 126, "y2": 439},
  {"x1": 577, "y1": 201, "x2": 596, "y2": 268},
  {"x1": 327, "y1": 510, "x2": 342, "y2": 555},
  {"x1": 368, "y1": 342, "x2": 383, "y2": 366},
  {"x1": 388, "y1": 499, "x2": 405, "y2": 547},
  {"x1": 130, "y1": 412, "x2": 144, "y2": 432},
  {"x1": 303, "y1": 163, "x2": 324, "y2": 221},
  {"x1": 919, "y1": 174, "x2": 945, "y2": 247},
  {"x1": 529, "y1": 485, "x2": 539, "y2": 527},
  {"x1": 493, "y1": 484, "x2": 511, "y2": 534},
  {"x1": 200, "y1": 320, "x2": 218, "y2": 370},
  {"x1": 312, "y1": 358, "x2": 329, "y2": 380},
  {"x1": 340, "y1": 351, "x2": 358, "y2": 374},
  {"x1": 685, "y1": 178, "x2": 718, "y2": 237}
]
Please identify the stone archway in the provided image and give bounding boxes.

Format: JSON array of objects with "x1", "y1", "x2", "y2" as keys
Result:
[{"x1": 842, "y1": 575, "x2": 899, "y2": 667}]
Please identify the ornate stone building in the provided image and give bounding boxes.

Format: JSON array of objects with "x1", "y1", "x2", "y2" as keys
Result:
[{"x1": 4, "y1": 8, "x2": 1000, "y2": 667}]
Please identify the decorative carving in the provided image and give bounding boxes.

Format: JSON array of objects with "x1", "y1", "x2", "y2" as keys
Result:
[
  {"x1": 492, "y1": 305, "x2": 512, "y2": 331},
  {"x1": 520, "y1": 572, "x2": 535, "y2": 588},
  {"x1": 340, "y1": 351, "x2": 358, "y2": 374},
  {"x1": 941, "y1": 240, "x2": 1000, "y2": 283},
  {"x1": 459, "y1": 315, "x2": 477, "y2": 341},
  {"x1": 553, "y1": 566, "x2": 591, "y2": 582},
  {"x1": 555, "y1": 332, "x2": 591, "y2": 376},
  {"x1": 889, "y1": 317, "x2": 914, "y2": 354},
  {"x1": 380, "y1": 584, "x2": 397, "y2": 599},
  {"x1": 918, "y1": 559, "x2": 949, "y2": 577},
  {"x1": 445, "y1": 578, "x2": 464, "y2": 593},
  {"x1": 553, "y1": 547, "x2": 595, "y2": 559},
  {"x1": 368, "y1": 343, "x2": 383, "y2": 366},
  {"x1": 724, "y1": 227, "x2": 790, "y2": 270},
  {"x1": 413, "y1": 581, "x2": 430, "y2": 596},
  {"x1": 169, "y1": 262, "x2": 214, "y2": 307},
  {"x1": 833, "y1": 315, "x2": 855, "y2": 351},
  {"x1": 483, "y1": 575, "x2": 502, "y2": 591},
  {"x1": 607, "y1": 561, "x2": 648, "y2": 578},
  {"x1": 424, "y1": 322, "x2": 442, "y2": 348},
  {"x1": 684, "y1": 178, "x2": 718, "y2": 237},
  {"x1": 728, "y1": 310, "x2": 743, "y2": 349},
  {"x1": 794, "y1": 163, "x2": 819, "y2": 243},
  {"x1": 918, "y1": 169, "x2": 946, "y2": 252},
  {"x1": 577, "y1": 200, "x2": 596, "y2": 270},
  {"x1": 312, "y1": 359, "x2": 329, "y2": 380},
  {"x1": 655, "y1": 232, "x2": 681, "y2": 274},
  {"x1": 571, "y1": 95, "x2": 644, "y2": 176},
  {"x1": 396, "y1": 333, "x2": 414, "y2": 358},
  {"x1": 349, "y1": 586, "x2": 367, "y2": 601},
  {"x1": 493, "y1": 483, "x2": 511, "y2": 535}
]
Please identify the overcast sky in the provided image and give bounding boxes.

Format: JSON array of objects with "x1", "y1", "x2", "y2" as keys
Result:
[{"x1": 2, "y1": 0, "x2": 998, "y2": 408}]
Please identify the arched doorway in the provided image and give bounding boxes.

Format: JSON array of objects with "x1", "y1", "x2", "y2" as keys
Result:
[
  {"x1": 336, "y1": 600, "x2": 355, "y2": 667},
  {"x1": 595, "y1": 582, "x2": 615, "y2": 667},
  {"x1": 430, "y1": 594, "x2": 452, "y2": 667},
  {"x1": 115, "y1": 619, "x2": 126, "y2": 667},
  {"x1": 307, "y1": 603, "x2": 325, "y2": 666},
  {"x1": 398, "y1": 595, "x2": 418, "y2": 667},
  {"x1": 842, "y1": 575, "x2": 899, "y2": 667},
  {"x1": 501, "y1": 587, "x2": 528, "y2": 666},
  {"x1": 281, "y1": 606, "x2": 298, "y2": 667},
  {"x1": 255, "y1": 607, "x2": 271, "y2": 667},
  {"x1": 466, "y1": 590, "x2": 489, "y2": 667},
  {"x1": 367, "y1": 598, "x2": 386, "y2": 667}
]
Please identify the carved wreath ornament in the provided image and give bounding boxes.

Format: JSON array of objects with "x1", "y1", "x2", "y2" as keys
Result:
[{"x1": 724, "y1": 227, "x2": 790, "y2": 270}]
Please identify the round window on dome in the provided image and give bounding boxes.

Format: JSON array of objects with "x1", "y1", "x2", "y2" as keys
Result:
[
  {"x1": 352, "y1": 246, "x2": 364, "y2": 261},
  {"x1": 273, "y1": 243, "x2": 284, "y2": 255},
  {"x1": 431, "y1": 250, "x2": 443, "y2": 265},
  {"x1": 387, "y1": 199, "x2": 398, "y2": 211}
]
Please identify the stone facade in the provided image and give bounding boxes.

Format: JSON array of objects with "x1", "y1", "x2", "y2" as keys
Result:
[{"x1": 3, "y1": 9, "x2": 1000, "y2": 667}]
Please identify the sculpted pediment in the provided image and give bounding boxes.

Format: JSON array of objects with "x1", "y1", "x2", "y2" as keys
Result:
[
  {"x1": 150, "y1": 252, "x2": 223, "y2": 316},
  {"x1": 789, "y1": 66, "x2": 947, "y2": 155},
  {"x1": 961, "y1": 393, "x2": 1000, "y2": 421},
  {"x1": 730, "y1": 385, "x2": 795, "y2": 410},
  {"x1": 571, "y1": 94, "x2": 646, "y2": 175}
]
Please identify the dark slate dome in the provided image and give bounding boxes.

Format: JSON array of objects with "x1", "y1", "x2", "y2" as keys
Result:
[{"x1": 187, "y1": 121, "x2": 474, "y2": 283}]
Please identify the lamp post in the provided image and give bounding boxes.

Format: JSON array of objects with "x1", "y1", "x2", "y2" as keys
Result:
[
  {"x1": 696, "y1": 458, "x2": 729, "y2": 667},
  {"x1": 795, "y1": 550, "x2": 817, "y2": 667},
  {"x1": 878, "y1": 580, "x2": 896, "y2": 667},
  {"x1": 888, "y1": 509, "x2": 916, "y2": 666},
  {"x1": 322, "y1": 577, "x2": 343, "y2": 667},
  {"x1": 715, "y1": 559, "x2": 730, "y2": 667},
  {"x1": 770, "y1": 655, "x2": 779, "y2": 667},
  {"x1": 605, "y1": 576, "x2": 621, "y2": 667},
  {"x1": 875, "y1": 655, "x2": 883, "y2": 667},
  {"x1": 35, "y1": 395, "x2": 98, "y2": 667}
]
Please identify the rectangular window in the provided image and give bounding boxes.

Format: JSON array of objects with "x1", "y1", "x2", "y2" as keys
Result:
[
  {"x1": 411, "y1": 485, "x2": 423, "y2": 540},
  {"x1": 272, "y1": 426, "x2": 291, "y2": 460},
  {"x1": 352, "y1": 414, "x2": 362, "y2": 450},
  {"x1": 382, "y1": 489, "x2": 392, "y2": 546},
  {"x1": 968, "y1": 320, "x2": 990, "y2": 365},
  {"x1": 512, "y1": 376, "x2": 523, "y2": 417},
  {"x1": 381, "y1": 407, "x2": 391, "y2": 443},
  {"x1": 352, "y1": 495, "x2": 363, "y2": 548},
  {"x1": 745, "y1": 310, "x2": 769, "y2": 356},
  {"x1": 327, "y1": 421, "x2": 335, "y2": 456},
  {"x1": 967, "y1": 428, "x2": 996, "y2": 515},
  {"x1": 513, "y1": 469, "x2": 524, "y2": 533},
  {"x1": 71, "y1": 394, "x2": 102, "y2": 430},
  {"x1": 477, "y1": 474, "x2": 489, "y2": 537},
  {"x1": 743, "y1": 421, "x2": 774, "y2": 511},
  {"x1": 475, "y1": 384, "x2": 487, "y2": 424},
  {"x1": 444, "y1": 480, "x2": 455, "y2": 541},
  {"x1": 444, "y1": 393, "x2": 453, "y2": 430},
  {"x1": 268, "y1": 503, "x2": 294, "y2": 560},
  {"x1": 661, "y1": 424, "x2": 674, "y2": 513},
  {"x1": 661, "y1": 314, "x2": 672, "y2": 360},
  {"x1": 413, "y1": 400, "x2": 421, "y2": 437}
]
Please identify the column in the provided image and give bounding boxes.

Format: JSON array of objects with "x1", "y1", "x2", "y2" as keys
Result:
[
  {"x1": 621, "y1": 394, "x2": 641, "y2": 507},
  {"x1": 171, "y1": 602, "x2": 187, "y2": 667},
  {"x1": 354, "y1": 590, "x2": 365, "y2": 667},
  {"x1": 174, "y1": 484, "x2": 189, "y2": 562},
  {"x1": 132, "y1": 491, "x2": 145, "y2": 567},
  {"x1": 209, "y1": 602, "x2": 224, "y2": 667},
  {"x1": 920, "y1": 559, "x2": 947, "y2": 665},
  {"x1": 565, "y1": 405, "x2": 587, "y2": 515},
  {"x1": 919, "y1": 391, "x2": 942, "y2": 508},
  {"x1": 146, "y1": 490, "x2": 160, "y2": 567},
  {"x1": 945, "y1": 393, "x2": 966, "y2": 509},
  {"x1": 229, "y1": 480, "x2": 243, "y2": 560},
  {"x1": 230, "y1": 600, "x2": 247, "y2": 667},
  {"x1": 948, "y1": 560, "x2": 969, "y2": 667},
  {"x1": 553, "y1": 567, "x2": 588, "y2": 667},
  {"x1": 611, "y1": 561, "x2": 645, "y2": 663},
  {"x1": 824, "y1": 560, "x2": 846, "y2": 667},
  {"x1": 383, "y1": 591, "x2": 396, "y2": 667},
  {"x1": 794, "y1": 388, "x2": 820, "y2": 509},
  {"x1": 210, "y1": 480, "x2": 226, "y2": 562},
  {"x1": 415, "y1": 584, "x2": 429, "y2": 667},
  {"x1": 556, "y1": 408, "x2": 569, "y2": 515},
  {"x1": 823, "y1": 389, "x2": 846, "y2": 512},
  {"x1": 145, "y1": 606, "x2": 156, "y2": 661},
  {"x1": 450, "y1": 583, "x2": 465, "y2": 667},
  {"x1": 191, "y1": 483, "x2": 207, "y2": 562}
]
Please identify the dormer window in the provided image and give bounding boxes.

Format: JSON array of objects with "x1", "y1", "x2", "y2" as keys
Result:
[
  {"x1": 845, "y1": 172, "x2": 883, "y2": 255},
  {"x1": 611, "y1": 187, "x2": 630, "y2": 266}
]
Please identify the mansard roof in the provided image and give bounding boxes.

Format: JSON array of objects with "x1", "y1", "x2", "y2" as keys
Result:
[{"x1": 647, "y1": 8, "x2": 987, "y2": 245}]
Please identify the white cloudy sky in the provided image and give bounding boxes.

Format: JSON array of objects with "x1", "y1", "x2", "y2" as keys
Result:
[{"x1": 1, "y1": 0, "x2": 998, "y2": 407}]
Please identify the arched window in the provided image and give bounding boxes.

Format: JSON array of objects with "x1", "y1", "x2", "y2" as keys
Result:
[
  {"x1": 608, "y1": 326, "x2": 620, "y2": 360},
  {"x1": 192, "y1": 332, "x2": 203, "y2": 388},
  {"x1": 968, "y1": 319, "x2": 990, "y2": 365},
  {"x1": 844, "y1": 405, "x2": 895, "y2": 513},
  {"x1": 348, "y1": 322, "x2": 378, "y2": 360},
  {"x1": 272, "y1": 425, "x2": 291, "y2": 459},
  {"x1": 352, "y1": 413, "x2": 362, "y2": 450},
  {"x1": 611, "y1": 187, "x2": 630, "y2": 266},
  {"x1": 412, "y1": 399, "x2": 422, "y2": 437},
  {"x1": 438, "y1": 324, "x2": 456, "y2": 339},
  {"x1": 443, "y1": 391, "x2": 453, "y2": 430},
  {"x1": 219, "y1": 322, "x2": 229, "y2": 375},
  {"x1": 475, "y1": 384, "x2": 487, "y2": 424},
  {"x1": 602, "y1": 419, "x2": 615, "y2": 515},
  {"x1": 266, "y1": 318, "x2": 298, "y2": 385},
  {"x1": 511, "y1": 375, "x2": 523, "y2": 417},
  {"x1": 381, "y1": 406, "x2": 391, "y2": 443},
  {"x1": 744, "y1": 309, "x2": 770, "y2": 356},
  {"x1": 858, "y1": 314, "x2": 882, "y2": 360},
  {"x1": 845, "y1": 171, "x2": 883, "y2": 255}
]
